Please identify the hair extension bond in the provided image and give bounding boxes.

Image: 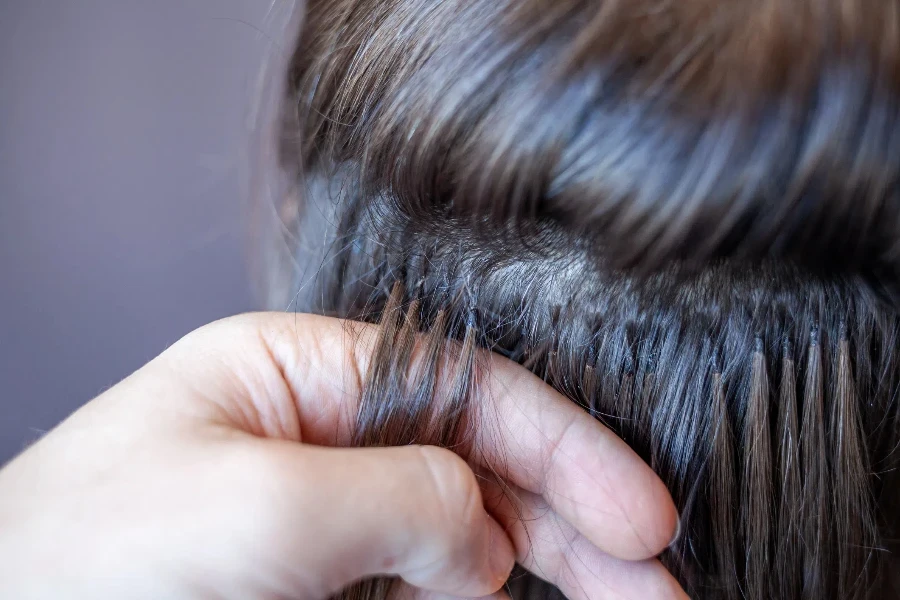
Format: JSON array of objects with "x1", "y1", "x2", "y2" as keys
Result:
[{"x1": 268, "y1": 1, "x2": 900, "y2": 598}]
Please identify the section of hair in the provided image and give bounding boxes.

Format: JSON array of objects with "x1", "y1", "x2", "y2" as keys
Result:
[
  {"x1": 775, "y1": 344, "x2": 801, "y2": 598},
  {"x1": 339, "y1": 282, "x2": 483, "y2": 600},
  {"x1": 299, "y1": 192, "x2": 900, "y2": 599},
  {"x1": 801, "y1": 331, "x2": 829, "y2": 597},
  {"x1": 742, "y1": 343, "x2": 773, "y2": 599},
  {"x1": 284, "y1": 0, "x2": 900, "y2": 283},
  {"x1": 271, "y1": 1, "x2": 900, "y2": 598}
]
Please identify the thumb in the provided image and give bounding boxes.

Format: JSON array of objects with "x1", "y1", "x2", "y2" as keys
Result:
[{"x1": 241, "y1": 440, "x2": 516, "y2": 599}]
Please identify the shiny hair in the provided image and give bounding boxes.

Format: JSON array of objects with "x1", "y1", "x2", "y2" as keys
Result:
[{"x1": 270, "y1": 1, "x2": 900, "y2": 597}]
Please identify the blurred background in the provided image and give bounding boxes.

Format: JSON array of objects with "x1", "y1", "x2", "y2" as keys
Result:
[{"x1": 0, "y1": 2, "x2": 290, "y2": 461}]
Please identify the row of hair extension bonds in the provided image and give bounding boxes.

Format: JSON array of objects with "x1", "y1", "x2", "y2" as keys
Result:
[{"x1": 342, "y1": 265, "x2": 893, "y2": 598}]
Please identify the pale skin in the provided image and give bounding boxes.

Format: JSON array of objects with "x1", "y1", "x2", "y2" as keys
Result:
[{"x1": 0, "y1": 313, "x2": 686, "y2": 599}]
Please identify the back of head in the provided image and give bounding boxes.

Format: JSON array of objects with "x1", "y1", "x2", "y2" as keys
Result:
[{"x1": 272, "y1": 1, "x2": 900, "y2": 598}]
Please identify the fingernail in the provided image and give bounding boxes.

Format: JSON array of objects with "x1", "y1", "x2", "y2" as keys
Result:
[
  {"x1": 667, "y1": 514, "x2": 682, "y2": 549},
  {"x1": 487, "y1": 517, "x2": 515, "y2": 583}
]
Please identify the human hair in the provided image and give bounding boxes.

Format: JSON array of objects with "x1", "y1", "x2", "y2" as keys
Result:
[{"x1": 267, "y1": 1, "x2": 900, "y2": 598}]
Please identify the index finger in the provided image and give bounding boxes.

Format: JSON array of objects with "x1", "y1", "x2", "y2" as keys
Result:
[{"x1": 469, "y1": 351, "x2": 679, "y2": 561}]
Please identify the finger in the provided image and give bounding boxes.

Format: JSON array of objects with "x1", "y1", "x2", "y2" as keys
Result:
[
  {"x1": 143, "y1": 313, "x2": 371, "y2": 443},
  {"x1": 154, "y1": 313, "x2": 676, "y2": 559},
  {"x1": 480, "y1": 478, "x2": 688, "y2": 600},
  {"x1": 405, "y1": 591, "x2": 512, "y2": 600},
  {"x1": 470, "y1": 354, "x2": 678, "y2": 560},
  {"x1": 243, "y1": 441, "x2": 515, "y2": 598},
  {"x1": 389, "y1": 579, "x2": 512, "y2": 600}
]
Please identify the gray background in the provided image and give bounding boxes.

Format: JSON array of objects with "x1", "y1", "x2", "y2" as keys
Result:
[{"x1": 1, "y1": 2, "x2": 289, "y2": 461}]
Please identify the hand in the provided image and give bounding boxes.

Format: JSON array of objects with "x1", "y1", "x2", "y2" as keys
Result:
[{"x1": 0, "y1": 313, "x2": 684, "y2": 599}]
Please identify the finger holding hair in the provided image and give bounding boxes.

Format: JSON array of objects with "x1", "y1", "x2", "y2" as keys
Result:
[
  {"x1": 153, "y1": 313, "x2": 681, "y2": 594},
  {"x1": 4, "y1": 312, "x2": 680, "y2": 599},
  {"x1": 219, "y1": 442, "x2": 516, "y2": 598}
]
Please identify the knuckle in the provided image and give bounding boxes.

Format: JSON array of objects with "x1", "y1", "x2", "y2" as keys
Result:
[
  {"x1": 556, "y1": 561, "x2": 583, "y2": 597},
  {"x1": 414, "y1": 446, "x2": 483, "y2": 545},
  {"x1": 545, "y1": 414, "x2": 579, "y2": 481}
]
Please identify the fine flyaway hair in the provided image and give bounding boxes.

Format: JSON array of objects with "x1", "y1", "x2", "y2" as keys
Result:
[{"x1": 264, "y1": 1, "x2": 900, "y2": 598}]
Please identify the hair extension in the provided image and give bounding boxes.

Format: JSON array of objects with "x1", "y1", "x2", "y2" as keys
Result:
[
  {"x1": 268, "y1": 1, "x2": 900, "y2": 598},
  {"x1": 342, "y1": 282, "x2": 483, "y2": 600},
  {"x1": 800, "y1": 331, "x2": 829, "y2": 598},
  {"x1": 299, "y1": 226, "x2": 900, "y2": 600},
  {"x1": 741, "y1": 342, "x2": 773, "y2": 599},
  {"x1": 775, "y1": 342, "x2": 801, "y2": 598},
  {"x1": 709, "y1": 372, "x2": 738, "y2": 599},
  {"x1": 831, "y1": 335, "x2": 877, "y2": 597}
]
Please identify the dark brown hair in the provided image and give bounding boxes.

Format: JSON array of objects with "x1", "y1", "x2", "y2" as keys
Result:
[{"x1": 269, "y1": 1, "x2": 900, "y2": 598}]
